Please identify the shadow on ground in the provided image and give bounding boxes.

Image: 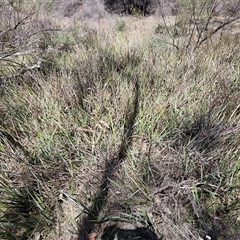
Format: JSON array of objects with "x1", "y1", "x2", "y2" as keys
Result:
[
  {"x1": 101, "y1": 224, "x2": 161, "y2": 240},
  {"x1": 76, "y1": 79, "x2": 159, "y2": 240}
]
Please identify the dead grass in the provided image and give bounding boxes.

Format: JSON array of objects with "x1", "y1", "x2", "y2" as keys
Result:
[{"x1": 0, "y1": 1, "x2": 240, "y2": 240}]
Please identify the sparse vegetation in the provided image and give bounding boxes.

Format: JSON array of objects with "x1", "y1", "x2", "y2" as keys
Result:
[{"x1": 0, "y1": 0, "x2": 240, "y2": 240}]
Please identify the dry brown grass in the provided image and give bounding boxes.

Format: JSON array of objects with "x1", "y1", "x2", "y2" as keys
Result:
[{"x1": 0, "y1": 1, "x2": 240, "y2": 240}]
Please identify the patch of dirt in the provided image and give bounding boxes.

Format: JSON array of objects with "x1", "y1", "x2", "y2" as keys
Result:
[{"x1": 49, "y1": 0, "x2": 108, "y2": 20}]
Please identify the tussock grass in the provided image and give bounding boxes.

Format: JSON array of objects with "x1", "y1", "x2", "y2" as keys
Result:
[{"x1": 0, "y1": 1, "x2": 240, "y2": 239}]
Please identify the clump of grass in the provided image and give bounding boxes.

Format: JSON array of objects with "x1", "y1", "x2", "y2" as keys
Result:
[
  {"x1": 0, "y1": 177, "x2": 54, "y2": 239},
  {"x1": 115, "y1": 19, "x2": 126, "y2": 32}
]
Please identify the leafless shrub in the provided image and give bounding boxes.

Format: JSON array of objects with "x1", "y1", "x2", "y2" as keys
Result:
[
  {"x1": 0, "y1": 0, "x2": 59, "y2": 86},
  {"x1": 159, "y1": 0, "x2": 240, "y2": 51}
]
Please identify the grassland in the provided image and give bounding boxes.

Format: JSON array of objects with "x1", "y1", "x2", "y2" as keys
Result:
[{"x1": 0, "y1": 1, "x2": 240, "y2": 239}]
